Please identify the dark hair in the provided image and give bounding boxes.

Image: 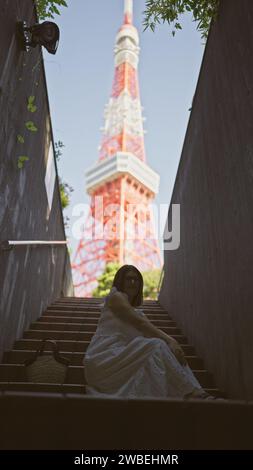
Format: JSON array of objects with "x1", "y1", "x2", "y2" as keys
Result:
[{"x1": 112, "y1": 265, "x2": 143, "y2": 307}]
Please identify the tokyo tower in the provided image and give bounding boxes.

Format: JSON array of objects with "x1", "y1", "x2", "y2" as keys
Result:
[{"x1": 72, "y1": 0, "x2": 162, "y2": 297}]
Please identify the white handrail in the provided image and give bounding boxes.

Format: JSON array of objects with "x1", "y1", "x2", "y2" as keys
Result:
[{"x1": 0, "y1": 240, "x2": 68, "y2": 251}]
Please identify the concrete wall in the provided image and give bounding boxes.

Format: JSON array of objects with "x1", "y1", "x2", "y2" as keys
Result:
[
  {"x1": 0, "y1": 0, "x2": 73, "y2": 359},
  {"x1": 159, "y1": 0, "x2": 253, "y2": 400}
]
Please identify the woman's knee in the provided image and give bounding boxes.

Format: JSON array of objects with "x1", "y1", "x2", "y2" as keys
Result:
[{"x1": 149, "y1": 337, "x2": 164, "y2": 349}]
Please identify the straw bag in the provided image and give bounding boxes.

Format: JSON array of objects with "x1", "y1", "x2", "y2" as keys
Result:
[{"x1": 24, "y1": 339, "x2": 70, "y2": 384}]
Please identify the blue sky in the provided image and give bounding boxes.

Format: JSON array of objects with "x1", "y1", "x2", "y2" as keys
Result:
[{"x1": 44, "y1": 0, "x2": 205, "y2": 258}]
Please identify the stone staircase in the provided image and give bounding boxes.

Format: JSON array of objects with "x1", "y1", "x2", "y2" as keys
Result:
[
  {"x1": 0, "y1": 297, "x2": 252, "y2": 450},
  {"x1": 0, "y1": 297, "x2": 219, "y2": 396}
]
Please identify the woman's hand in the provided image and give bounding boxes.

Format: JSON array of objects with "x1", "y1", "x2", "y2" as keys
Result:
[{"x1": 165, "y1": 336, "x2": 187, "y2": 366}]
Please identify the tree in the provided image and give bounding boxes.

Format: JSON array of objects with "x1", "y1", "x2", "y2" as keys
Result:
[
  {"x1": 59, "y1": 181, "x2": 72, "y2": 209},
  {"x1": 143, "y1": 0, "x2": 220, "y2": 39},
  {"x1": 92, "y1": 263, "x2": 161, "y2": 301},
  {"x1": 35, "y1": 1, "x2": 218, "y2": 40},
  {"x1": 92, "y1": 263, "x2": 120, "y2": 298},
  {"x1": 35, "y1": 0, "x2": 68, "y2": 20},
  {"x1": 143, "y1": 269, "x2": 161, "y2": 300}
]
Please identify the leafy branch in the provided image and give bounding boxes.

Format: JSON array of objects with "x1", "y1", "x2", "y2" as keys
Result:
[
  {"x1": 59, "y1": 181, "x2": 73, "y2": 209},
  {"x1": 143, "y1": 0, "x2": 220, "y2": 39},
  {"x1": 35, "y1": 0, "x2": 68, "y2": 20},
  {"x1": 55, "y1": 140, "x2": 65, "y2": 160},
  {"x1": 55, "y1": 141, "x2": 74, "y2": 212}
]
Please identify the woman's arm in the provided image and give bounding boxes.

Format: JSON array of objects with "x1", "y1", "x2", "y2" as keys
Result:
[
  {"x1": 108, "y1": 291, "x2": 147, "y2": 331},
  {"x1": 108, "y1": 291, "x2": 186, "y2": 365},
  {"x1": 140, "y1": 314, "x2": 187, "y2": 366}
]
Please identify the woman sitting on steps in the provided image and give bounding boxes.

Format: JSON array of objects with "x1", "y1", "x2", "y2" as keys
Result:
[{"x1": 84, "y1": 264, "x2": 214, "y2": 399}]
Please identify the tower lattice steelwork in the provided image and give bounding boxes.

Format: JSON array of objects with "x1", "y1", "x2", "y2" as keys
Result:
[{"x1": 72, "y1": 0, "x2": 161, "y2": 296}]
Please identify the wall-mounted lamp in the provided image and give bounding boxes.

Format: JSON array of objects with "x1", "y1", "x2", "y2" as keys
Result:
[{"x1": 17, "y1": 21, "x2": 60, "y2": 55}]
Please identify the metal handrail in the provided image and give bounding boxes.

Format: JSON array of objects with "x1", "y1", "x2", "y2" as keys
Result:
[{"x1": 0, "y1": 240, "x2": 68, "y2": 251}]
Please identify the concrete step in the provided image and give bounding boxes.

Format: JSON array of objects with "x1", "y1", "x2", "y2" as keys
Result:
[
  {"x1": 55, "y1": 305, "x2": 162, "y2": 311},
  {"x1": 24, "y1": 329, "x2": 95, "y2": 342},
  {"x1": 0, "y1": 363, "x2": 214, "y2": 387},
  {"x1": 9, "y1": 339, "x2": 196, "y2": 356},
  {"x1": 48, "y1": 305, "x2": 169, "y2": 315},
  {"x1": 0, "y1": 364, "x2": 26, "y2": 381},
  {"x1": 2, "y1": 350, "x2": 204, "y2": 369},
  {"x1": 0, "y1": 364, "x2": 86, "y2": 386},
  {"x1": 53, "y1": 302, "x2": 163, "y2": 309},
  {"x1": 48, "y1": 305, "x2": 103, "y2": 312},
  {"x1": 31, "y1": 322, "x2": 99, "y2": 332},
  {"x1": 41, "y1": 313, "x2": 104, "y2": 323},
  {"x1": 55, "y1": 299, "x2": 160, "y2": 306},
  {"x1": 41, "y1": 311, "x2": 174, "y2": 321},
  {"x1": 31, "y1": 322, "x2": 182, "y2": 335},
  {"x1": 59, "y1": 297, "x2": 159, "y2": 303},
  {"x1": 0, "y1": 363, "x2": 75, "y2": 385},
  {"x1": 2, "y1": 393, "x2": 252, "y2": 450},
  {"x1": 42, "y1": 311, "x2": 176, "y2": 327},
  {"x1": 13, "y1": 339, "x2": 91, "y2": 352},
  {"x1": 23, "y1": 329, "x2": 188, "y2": 343},
  {"x1": 42, "y1": 311, "x2": 174, "y2": 323},
  {"x1": 0, "y1": 382, "x2": 85, "y2": 394},
  {"x1": 38, "y1": 315, "x2": 178, "y2": 326},
  {"x1": 57, "y1": 297, "x2": 104, "y2": 303}
]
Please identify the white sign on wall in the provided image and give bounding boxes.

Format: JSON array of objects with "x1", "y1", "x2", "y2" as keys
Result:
[{"x1": 45, "y1": 142, "x2": 56, "y2": 212}]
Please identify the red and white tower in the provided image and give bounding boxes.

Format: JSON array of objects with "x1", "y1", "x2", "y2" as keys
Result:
[{"x1": 72, "y1": 0, "x2": 161, "y2": 296}]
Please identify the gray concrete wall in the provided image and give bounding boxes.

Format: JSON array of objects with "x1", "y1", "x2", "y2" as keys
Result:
[
  {"x1": 159, "y1": 0, "x2": 253, "y2": 400},
  {"x1": 0, "y1": 0, "x2": 73, "y2": 360}
]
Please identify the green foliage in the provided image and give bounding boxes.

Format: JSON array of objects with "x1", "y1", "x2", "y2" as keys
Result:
[
  {"x1": 27, "y1": 96, "x2": 37, "y2": 113},
  {"x1": 142, "y1": 269, "x2": 161, "y2": 300},
  {"x1": 16, "y1": 99, "x2": 38, "y2": 170},
  {"x1": 25, "y1": 121, "x2": 38, "y2": 132},
  {"x1": 59, "y1": 182, "x2": 69, "y2": 209},
  {"x1": 59, "y1": 181, "x2": 73, "y2": 209},
  {"x1": 92, "y1": 263, "x2": 120, "y2": 298},
  {"x1": 17, "y1": 156, "x2": 29, "y2": 169},
  {"x1": 92, "y1": 264, "x2": 161, "y2": 300},
  {"x1": 143, "y1": 0, "x2": 219, "y2": 39},
  {"x1": 55, "y1": 141, "x2": 74, "y2": 210},
  {"x1": 35, "y1": 0, "x2": 68, "y2": 20},
  {"x1": 16, "y1": 55, "x2": 41, "y2": 171},
  {"x1": 17, "y1": 135, "x2": 25, "y2": 144}
]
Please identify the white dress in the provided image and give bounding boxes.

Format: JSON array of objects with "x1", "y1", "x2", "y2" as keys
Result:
[{"x1": 84, "y1": 287, "x2": 203, "y2": 399}]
